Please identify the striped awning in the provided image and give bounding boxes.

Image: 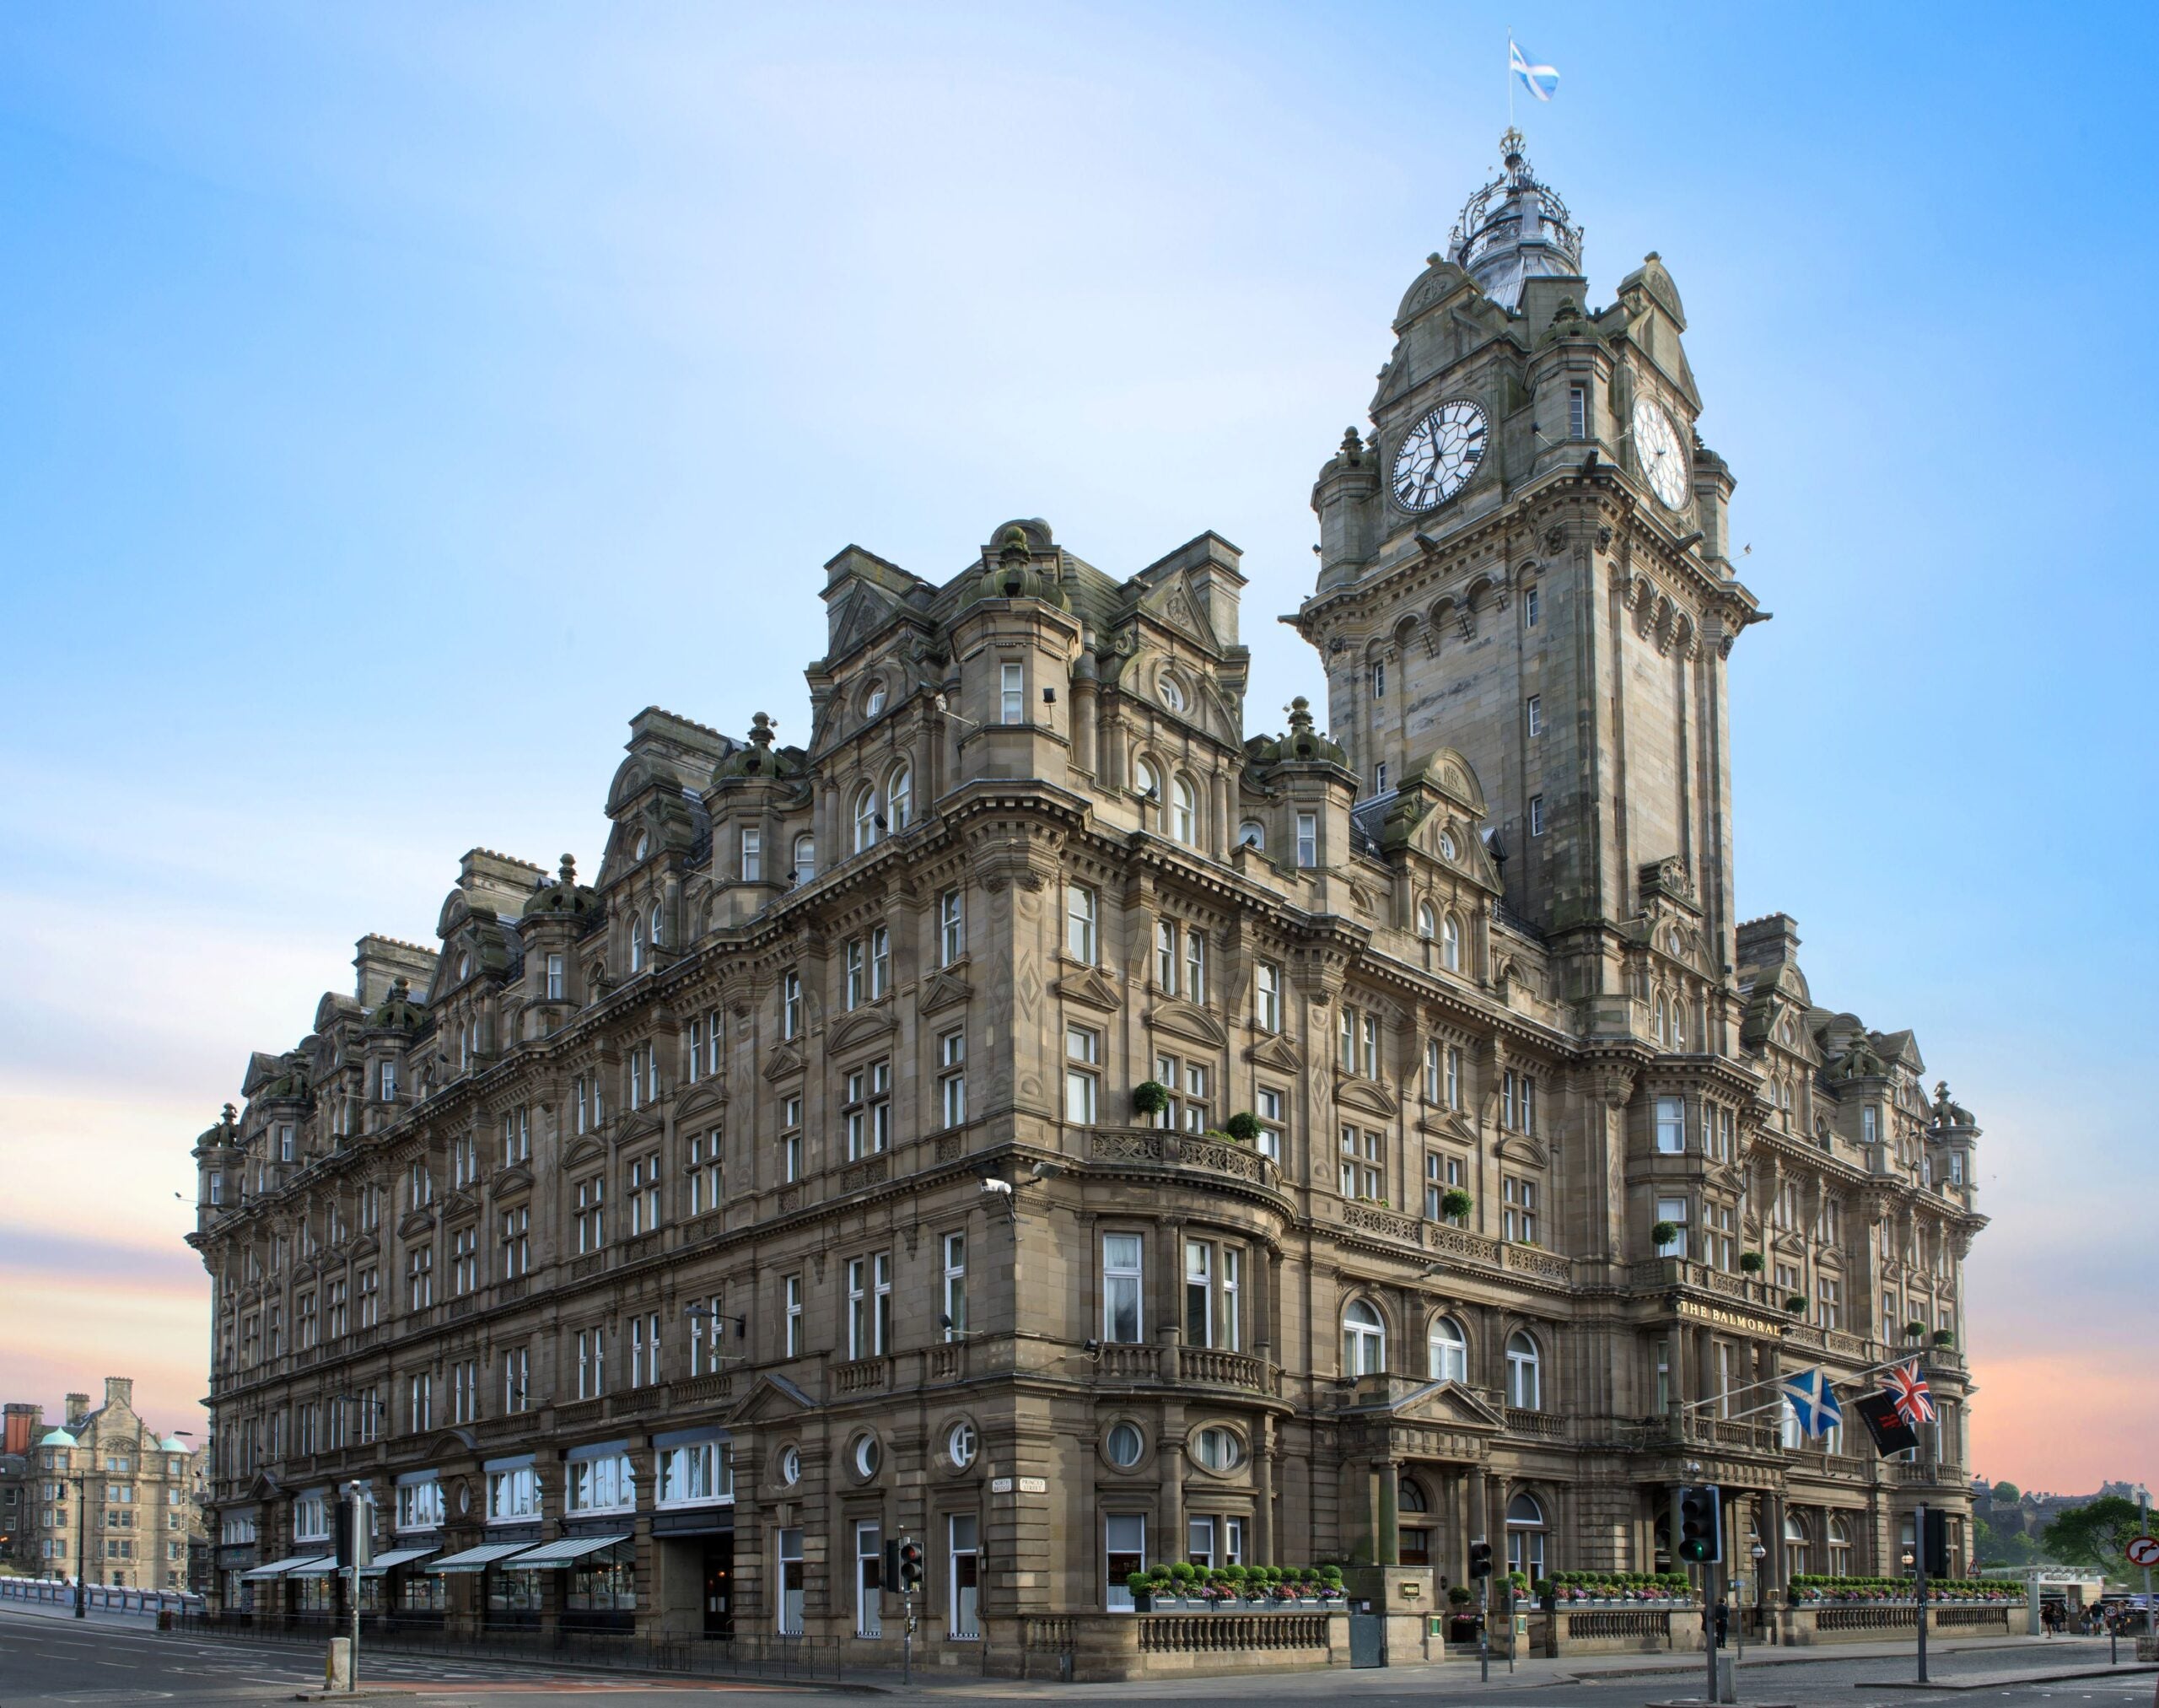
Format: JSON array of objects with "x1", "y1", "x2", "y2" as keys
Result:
[
  {"x1": 428, "y1": 1541, "x2": 542, "y2": 1575},
  {"x1": 360, "y1": 1547, "x2": 438, "y2": 1577},
  {"x1": 504, "y1": 1533, "x2": 632, "y2": 1568},
  {"x1": 241, "y1": 1554, "x2": 332, "y2": 1581}
]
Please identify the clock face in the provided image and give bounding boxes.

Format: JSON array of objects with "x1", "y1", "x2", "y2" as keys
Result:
[
  {"x1": 1391, "y1": 401, "x2": 1489, "y2": 512},
  {"x1": 1631, "y1": 397, "x2": 1689, "y2": 509}
]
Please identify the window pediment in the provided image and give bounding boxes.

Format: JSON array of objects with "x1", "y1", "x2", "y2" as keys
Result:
[
  {"x1": 762, "y1": 1043, "x2": 805, "y2": 1083},
  {"x1": 827, "y1": 1008, "x2": 896, "y2": 1056},
  {"x1": 1246, "y1": 1032, "x2": 1305, "y2": 1075},
  {"x1": 1494, "y1": 1132, "x2": 1548, "y2": 1169},
  {"x1": 560, "y1": 1136, "x2": 606, "y2": 1174},
  {"x1": 1053, "y1": 966, "x2": 1123, "y2": 1013},
  {"x1": 1144, "y1": 999, "x2": 1228, "y2": 1049},
  {"x1": 1335, "y1": 1076, "x2": 1400, "y2": 1119},
  {"x1": 918, "y1": 969, "x2": 972, "y2": 1016},
  {"x1": 611, "y1": 1109, "x2": 661, "y2": 1148},
  {"x1": 396, "y1": 1208, "x2": 435, "y2": 1240},
  {"x1": 675, "y1": 1085, "x2": 725, "y2": 1123},
  {"x1": 491, "y1": 1163, "x2": 534, "y2": 1197},
  {"x1": 1419, "y1": 1107, "x2": 1480, "y2": 1145}
]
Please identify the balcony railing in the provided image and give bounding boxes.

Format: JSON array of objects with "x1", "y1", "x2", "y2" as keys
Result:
[
  {"x1": 1085, "y1": 1127, "x2": 1279, "y2": 1189},
  {"x1": 1176, "y1": 1346, "x2": 1280, "y2": 1396}
]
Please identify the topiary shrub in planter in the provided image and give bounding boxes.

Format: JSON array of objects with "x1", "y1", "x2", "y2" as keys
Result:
[
  {"x1": 1651, "y1": 1220, "x2": 1681, "y2": 1247},
  {"x1": 1449, "y1": 1584, "x2": 1474, "y2": 1606},
  {"x1": 1931, "y1": 1328, "x2": 1956, "y2": 1347},
  {"x1": 1224, "y1": 1110, "x2": 1262, "y2": 1143},
  {"x1": 1904, "y1": 1321, "x2": 1927, "y2": 1340},
  {"x1": 1133, "y1": 1080, "x2": 1171, "y2": 1118},
  {"x1": 1126, "y1": 1571, "x2": 1155, "y2": 1609},
  {"x1": 1739, "y1": 1251, "x2": 1765, "y2": 1273},
  {"x1": 1785, "y1": 1293, "x2": 1808, "y2": 1313},
  {"x1": 1441, "y1": 1188, "x2": 1473, "y2": 1220}
]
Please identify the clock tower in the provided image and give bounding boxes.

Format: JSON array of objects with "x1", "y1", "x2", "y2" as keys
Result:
[{"x1": 1291, "y1": 130, "x2": 1762, "y2": 1024}]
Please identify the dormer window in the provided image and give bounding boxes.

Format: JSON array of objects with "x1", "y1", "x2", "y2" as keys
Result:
[
  {"x1": 634, "y1": 831, "x2": 650, "y2": 860},
  {"x1": 863, "y1": 681, "x2": 887, "y2": 718},
  {"x1": 455, "y1": 951, "x2": 471, "y2": 982},
  {"x1": 1439, "y1": 829, "x2": 1458, "y2": 859},
  {"x1": 1159, "y1": 676, "x2": 1186, "y2": 714}
]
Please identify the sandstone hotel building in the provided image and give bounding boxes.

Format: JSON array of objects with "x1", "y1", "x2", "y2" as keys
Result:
[{"x1": 191, "y1": 135, "x2": 1984, "y2": 1659}]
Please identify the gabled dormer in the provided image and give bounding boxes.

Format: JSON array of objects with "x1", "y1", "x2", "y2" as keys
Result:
[{"x1": 703, "y1": 712, "x2": 812, "y2": 929}]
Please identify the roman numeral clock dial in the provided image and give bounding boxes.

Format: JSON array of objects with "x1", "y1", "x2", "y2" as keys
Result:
[{"x1": 1389, "y1": 401, "x2": 1488, "y2": 512}]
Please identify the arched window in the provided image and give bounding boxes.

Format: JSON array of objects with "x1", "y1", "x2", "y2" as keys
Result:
[
  {"x1": 1342, "y1": 1300, "x2": 1386, "y2": 1377},
  {"x1": 1427, "y1": 1314, "x2": 1468, "y2": 1383},
  {"x1": 853, "y1": 784, "x2": 880, "y2": 854},
  {"x1": 863, "y1": 680, "x2": 887, "y2": 718},
  {"x1": 1827, "y1": 1514, "x2": 1854, "y2": 1577},
  {"x1": 1670, "y1": 1000, "x2": 1686, "y2": 1051},
  {"x1": 1505, "y1": 1330, "x2": 1543, "y2": 1409},
  {"x1": 1172, "y1": 777, "x2": 1198, "y2": 845},
  {"x1": 1416, "y1": 901, "x2": 1435, "y2": 939},
  {"x1": 1238, "y1": 819, "x2": 1265, "y2": 850},
  {"x1": 628, "y1": 919, "x2": 645, "y2": 974},
  {"x1": 1653, "y1": 995, "x2": 1669, "y2": 1048},
  {"x1": 887, "y1": 763, "x2": 913, "y2": 832},
  {"x1": 1441, "y1": 913, "x2": 1462, "y2": 973},
  {"x1": 1159, "y1": 676, "x2": 1187, "y2": 714},
  {"x1": 792, "y1": 832, "x2": 816, "y2": 886},
  {"x1": 1398, "y1": 1476, "x2": 1433, "y2": 1565},
  {"x1": 649, "y1": 903, "x2": 665, "y2": 947},
  {"x1": 1783, "y1": 1511, "x2": 1811, "y2": 1578},
  {"x1": 1505, "y1": 1492, "x2": 1547, "y2": 1577},
  {"x1": 1134, "y1": 757, "x2": 1162, "y2": 807}
]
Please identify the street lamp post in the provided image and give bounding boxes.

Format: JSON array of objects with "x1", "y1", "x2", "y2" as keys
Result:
[
  {"x1": 72, "y1": 1469, "x2": 91, "y2": 1619},
  {"x1": 2139, "y1": 1486, "x2": 2152, "y2": 1641}
]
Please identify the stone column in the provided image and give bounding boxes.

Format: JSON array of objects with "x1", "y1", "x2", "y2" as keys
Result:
[
  {"x1": 1253, "y1": 1420, "x2": 1275, "y2": 1566},
  {"x1": 1376, "y1": 1457, "x2": 1399, "y2": 1566}
]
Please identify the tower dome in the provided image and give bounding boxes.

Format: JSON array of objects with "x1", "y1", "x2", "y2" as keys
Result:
[{"x1": 1446, "y1": 128, "x2": 1583, "y2": 311}]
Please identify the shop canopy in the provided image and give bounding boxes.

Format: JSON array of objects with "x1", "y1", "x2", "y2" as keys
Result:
[
  {"x1": 428, "y1": 1541, "x2": 542, "y2": 1575},
  {"x1": 241, "y1": 1554, "x2": 332, "y2": 1581},
  {"x1": 285, "y1": 1558, "x2": 344, "y2": 1578},
  {"x1": 504, "y1": 1533, "x2": 633, "y2": 1568},
  {"x1": 360, "y1": 1547, "x2": 438, "y2": 1577}
]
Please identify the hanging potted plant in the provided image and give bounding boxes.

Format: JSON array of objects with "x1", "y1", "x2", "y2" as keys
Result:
[
  {"x1": 1739, "y1": 1251, "x2": 1765, "y2": 1274},
  {"x1": 1133, "y1": 1080, "x2": 1171, "y2": 1118}
]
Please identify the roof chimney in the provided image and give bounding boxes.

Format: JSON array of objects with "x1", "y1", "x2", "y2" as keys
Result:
[
  {"x1": 65, "y1": 1392, "x2": 89, "y2": 1427},
  {"x1": 104, "y1": 1377, "x2": 134, "y2": 1411}
]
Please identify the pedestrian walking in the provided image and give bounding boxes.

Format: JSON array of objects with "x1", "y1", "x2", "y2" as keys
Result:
[{"x1": 1714, "y1": 1598, "x2": 1730, "y2": 1650}]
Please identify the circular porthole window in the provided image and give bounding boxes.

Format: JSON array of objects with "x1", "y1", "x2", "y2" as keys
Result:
[
  {"x1": 1104, "y1": 1421, "x2": 1144, "y2": 1469},
  {"x1": 778, "y1": 1445, "x2": 801, "y2": 1486},
  {"x1": 455, "y1": 951, "x2": 471, "y2": 981},
  {"x1": 947, "y1": 1421, "x2": 977, "y2": 1469},
  {"x1": 1160, "y1": 676, "x2": 1187, "y2": 714},
  {"x1": 1439, "y1": 829, "x2": 1458, "y2": 860},
  {"x1": 1193, "y1": 1426, "x2": 1246, "y2": 1472},
  {"x1": 852, "y1": 1434, "x2": 881, "y2": 1479},
  {"x1": 634, "y1": 831, "x2": 650, "y2": 859},
  {"x1": 864, "y1": 681, "x2": 887, "y2": 717}
]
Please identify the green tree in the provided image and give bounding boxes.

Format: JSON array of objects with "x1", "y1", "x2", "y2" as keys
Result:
[
  {"x1": 1989, "y1": 1480, "x2": 2021, "y2": 1504},
  {"x1": 2039, "y1": 1495, "x2": 2148, "y2": 1578},
  {"x1": 1973, "y1": 1514, "x2": 2037, "y2": 1569}
]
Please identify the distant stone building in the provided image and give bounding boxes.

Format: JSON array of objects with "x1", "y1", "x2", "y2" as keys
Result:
[
  {"x1": 187, "y1": 133, "x2": 1986, "y2": 1661},
  {"x1": 0, "y1": 1382, "x2": 205, "y2": 1591}
]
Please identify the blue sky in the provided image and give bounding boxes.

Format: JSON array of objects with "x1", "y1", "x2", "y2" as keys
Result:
[{"x1": 1, "y1": 1, "x2": 2151, "y2": 1487}]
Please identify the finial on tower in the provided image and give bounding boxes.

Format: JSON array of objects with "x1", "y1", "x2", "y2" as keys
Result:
[{"x1": 1500, "y1": 127, "x2": 1526, "y2": 170}]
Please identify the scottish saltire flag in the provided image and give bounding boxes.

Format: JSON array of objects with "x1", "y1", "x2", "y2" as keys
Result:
[
  {"x1": 1510, "y1": 39, "x2": 1559, "y2": 103},
  {"x1": 1882, "y1": 1361, "x2": 1936, "y2": 1429},
  {"x1": 1780, "y1": 1368, "x2": 1844, "y2": 1439}
]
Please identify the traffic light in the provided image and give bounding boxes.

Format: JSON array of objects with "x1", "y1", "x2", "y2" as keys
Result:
[
  {"x1": 1467, "y1": 1538, "x2": 1494, "y2": 1579},
  {"x1": 1920, "y1": 1509, "x2": 1950, "y2": 1579},
  {"x1": 1676, "y1": 1485, "x2": 1722, "y2": 1565},
  {"x1": 898, "y1": 1538, "x2": 925, "y2": 1594},
  {"x1": 333, "y1": 1500, "x2": 372, "y2": 1570}
]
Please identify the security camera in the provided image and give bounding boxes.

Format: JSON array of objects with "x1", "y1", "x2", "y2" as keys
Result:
[{"x1": 980, "y1": 1178, "x2": 1014, "y2": 1196}]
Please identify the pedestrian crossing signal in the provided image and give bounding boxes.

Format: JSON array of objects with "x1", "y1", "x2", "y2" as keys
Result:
[{"x1": 1677, "y1": 1485, "x2": 1721, "y2": 1565}]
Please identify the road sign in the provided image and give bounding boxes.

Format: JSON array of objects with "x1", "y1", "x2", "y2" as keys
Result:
[{"x1": 2125, "y1": 1535, "x2": 2159, "y2": 1568}]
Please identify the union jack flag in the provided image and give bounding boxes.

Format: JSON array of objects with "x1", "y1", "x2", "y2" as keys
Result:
[{"x1": 1882, "y1": 1361, "x2": 1936, "y2": 1428}]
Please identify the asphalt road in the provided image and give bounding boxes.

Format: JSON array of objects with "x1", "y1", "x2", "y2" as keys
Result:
[{"x1": 0, "y1": 1608, "x2": 2151, "y2": 1708}]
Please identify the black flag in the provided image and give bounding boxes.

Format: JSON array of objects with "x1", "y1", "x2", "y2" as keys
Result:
[{"x1": 1853, "y1": 1388, "x2": 1920, "y2": 1456}]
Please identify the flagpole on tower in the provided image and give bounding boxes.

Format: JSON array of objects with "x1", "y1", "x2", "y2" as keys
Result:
[{"x1": 1508, "y1": 30, "x2": 1515, "y2": 128}]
